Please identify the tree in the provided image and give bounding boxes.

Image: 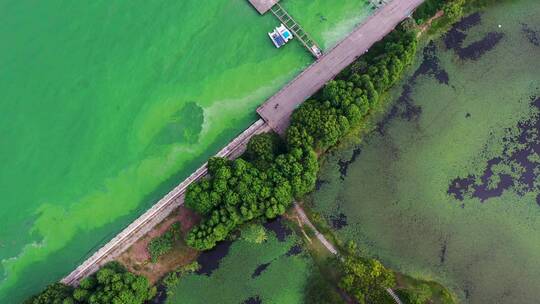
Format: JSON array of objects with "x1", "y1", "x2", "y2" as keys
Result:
[
  {"x1": 24, "y1": 283, "x2": 74, "y2": 304},
  {"x1": 443, "y1": 0, "x2": 465, "y2": 21},
  {"x1": 245, "y1": 133, "x2": 283, "y2": 169},
  {"x1": 241, "y1": 224, "x2": 268, "y2": 244},
  {"x1": 338, "y1": 242, "x2": 396, "y2": 304},
  {"x1": 73, "y1": 262, "x2": 156, "y2": 304},
  {"x1": 405, "y1": 284, "x2": 432, "y2": 304}
]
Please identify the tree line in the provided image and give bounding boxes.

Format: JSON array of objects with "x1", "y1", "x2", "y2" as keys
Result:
[
  {"x1": 287, "y1": 26, "x2": 417, "y2": 151},
  {"x1": 24, "y1": 263, "x2": 155, "y2": 304},
  {"x1": 185, "y1": 133, "x2": 318, "y2": 250}
]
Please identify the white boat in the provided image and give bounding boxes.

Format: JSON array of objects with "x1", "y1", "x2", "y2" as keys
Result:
[{"x1": 268, "y1": 24, "x2": 293, "y2": 48}]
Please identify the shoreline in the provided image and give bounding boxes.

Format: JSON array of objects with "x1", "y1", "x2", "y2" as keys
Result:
[
  {"x1": 60, "y1": 0, "x2": 426, "y2": 287},
  {"x1": 61, "y1": 119, "x2": 271, "y2": 285}
]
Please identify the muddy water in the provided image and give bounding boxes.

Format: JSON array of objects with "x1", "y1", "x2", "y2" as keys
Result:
[{"x1": 310, "y1": 1, "x2": 540, "y2": 303}]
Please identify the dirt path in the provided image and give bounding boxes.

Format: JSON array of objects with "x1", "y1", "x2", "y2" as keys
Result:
[
  {"x1": 293, "y1": 203, "x2": 403, "y2": 304},
  {"x1": 293, "y1": 203, "x2": 337, "y2": 254},
  {"x1": 417, "y1": 10, "x2": 444, "y2": 37}
]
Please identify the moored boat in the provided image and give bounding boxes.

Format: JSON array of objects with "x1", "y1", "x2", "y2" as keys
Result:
[{"x1": 268, "y1": 24, "x2": 293, "y2": 48}]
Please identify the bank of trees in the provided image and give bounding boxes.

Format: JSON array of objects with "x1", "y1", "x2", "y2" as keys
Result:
[
  {"x1": 287, "y1": 27, "x2": 417, "y2": 151},
  {"x1": 25, "y1": 263, "x2": 155, "y2": 304},
  {"x1": 185, "y1": 25, "x2": 421, "y2": 251},
  {"x1": 338, "y1": 242, "x2": 396, "y2": 304},
  {"x1": 185, "y1": 144, "x2": 318, "y2": 250},
  {"x1": 24, "y1": 283, "x2": 74, "y2": 304}
]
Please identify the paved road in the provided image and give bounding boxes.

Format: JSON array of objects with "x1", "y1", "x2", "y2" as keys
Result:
[{"x1": 257, "y1": 0, "x2": 425, "y2": 135}]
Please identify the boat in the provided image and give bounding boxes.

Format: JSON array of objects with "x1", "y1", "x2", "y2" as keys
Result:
[{"x1": 268, "y1": 24, "x2": 293, "y2": 48}]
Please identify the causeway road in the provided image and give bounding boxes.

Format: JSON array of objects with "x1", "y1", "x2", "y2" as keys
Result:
[
  {"x1": 61, "y1": 119, "x2": 271, "y2": 285},
  {"x1": 257, "y1": 0, "x2": 425, "y2": 135}
]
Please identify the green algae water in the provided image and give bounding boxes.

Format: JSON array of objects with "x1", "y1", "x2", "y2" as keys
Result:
[
  {"x1": 0, "y1": 0, "x2": 371, "y2": 302},
  {"x1": 310, "y1": 1, "x2": 540, "y2": 303},
  {"x1": 167, "y1": 222, "x2": 312, "y2": 304}
]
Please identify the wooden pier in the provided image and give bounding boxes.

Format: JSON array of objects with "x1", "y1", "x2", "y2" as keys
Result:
[
  {"x1": 247, "y1": 0, "x2": 322, "y2": 58},
  {"x1": 271, "y1": 3, "x2": 322, "y2": 58}
]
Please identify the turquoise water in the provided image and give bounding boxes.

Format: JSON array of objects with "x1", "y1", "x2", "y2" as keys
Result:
[{"x1": 0, "y1": 0, "x2": 370, "y2": 302}]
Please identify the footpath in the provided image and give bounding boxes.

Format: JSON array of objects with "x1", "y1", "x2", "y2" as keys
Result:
[{"x1": 293, "y1": 203, "x2": 403, "y2": 304}]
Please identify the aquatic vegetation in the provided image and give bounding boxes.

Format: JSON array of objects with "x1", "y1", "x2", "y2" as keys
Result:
[
  {"x1": 310, "y1": 1, "x2": 540, "y2": 302},
  {"x1": 166, "y1": 224, "x2": 311, "y2": 304}
]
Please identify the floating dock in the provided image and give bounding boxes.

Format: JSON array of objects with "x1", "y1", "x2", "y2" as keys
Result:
[
  {"x1": 248, "y1": 0, "x2": 322, "y2": 58},
  {"x1": 271, "y1": 3, "x2": 322, "y2": 58},
  {"x1": 247, "y1": 0, "x2": 279, "y2": 15}
]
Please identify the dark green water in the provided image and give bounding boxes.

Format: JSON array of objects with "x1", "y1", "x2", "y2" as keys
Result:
[
  {"x1": 167, "y1": 222, "x2": 311, "y2": 304},
  {"x1": 310, "y1": 1, "x2": 540, "y2": 303},
  {"x1": 0, "y1": 0, "x2": 371, "y2": 302}
]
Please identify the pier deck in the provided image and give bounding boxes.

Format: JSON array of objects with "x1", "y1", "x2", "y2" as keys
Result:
[
  {"x1": 271, "y1": 3, "x2": 322, "y2": 58},
  {"x1": 248, "y1": 0, "x2": 279, "y2": 15},
  {"x1": 257, "y1": 0, "x2": 425, "y2": 135}
]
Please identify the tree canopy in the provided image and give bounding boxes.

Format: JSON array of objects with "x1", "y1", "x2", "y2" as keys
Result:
[
  {"x1": 288, "y1": 28, "x2": 417, "y2": 151},
  {"x1": 72, "y1": 262, "x2": 156, "y2": 304},
  {"x1": 338, "y1": 242, "x2": 396, "y2": 304},
  {"x1": 185, "y1": 144, "x2": 317, "y2": 250},
  {"x1": 24, "y1": 283, "x2": 75, "y2": 304}
]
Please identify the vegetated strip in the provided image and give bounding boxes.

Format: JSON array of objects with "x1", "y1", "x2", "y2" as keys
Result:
[
  {"x1": 257, "y1": 0, "x2": 426, "y2": 135},
  {"x1": 61, "y1": 119, "x2": 270, "y2": 286}
]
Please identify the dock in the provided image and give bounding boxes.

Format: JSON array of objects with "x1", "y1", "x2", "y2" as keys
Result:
[
  {"x1": 248, "y1": 0, "x2": 279, "y2": 15},
  {"x1": 248, "y1": 0, "x2": 322, "y2": 58},
  {"x1": 257, "y1": 0, "x2": 425, "y2": 135},
  {"x1": 271, "y1": 3, "x2": 322, "y2": 58}
]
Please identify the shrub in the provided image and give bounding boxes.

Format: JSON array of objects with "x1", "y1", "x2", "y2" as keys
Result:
[
  {"x1": 163, "y1": 262, "x2": 200, "y2": 296},
  {"x1": 148, "y1": 222, "x2": 181, "y2": 262}
]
